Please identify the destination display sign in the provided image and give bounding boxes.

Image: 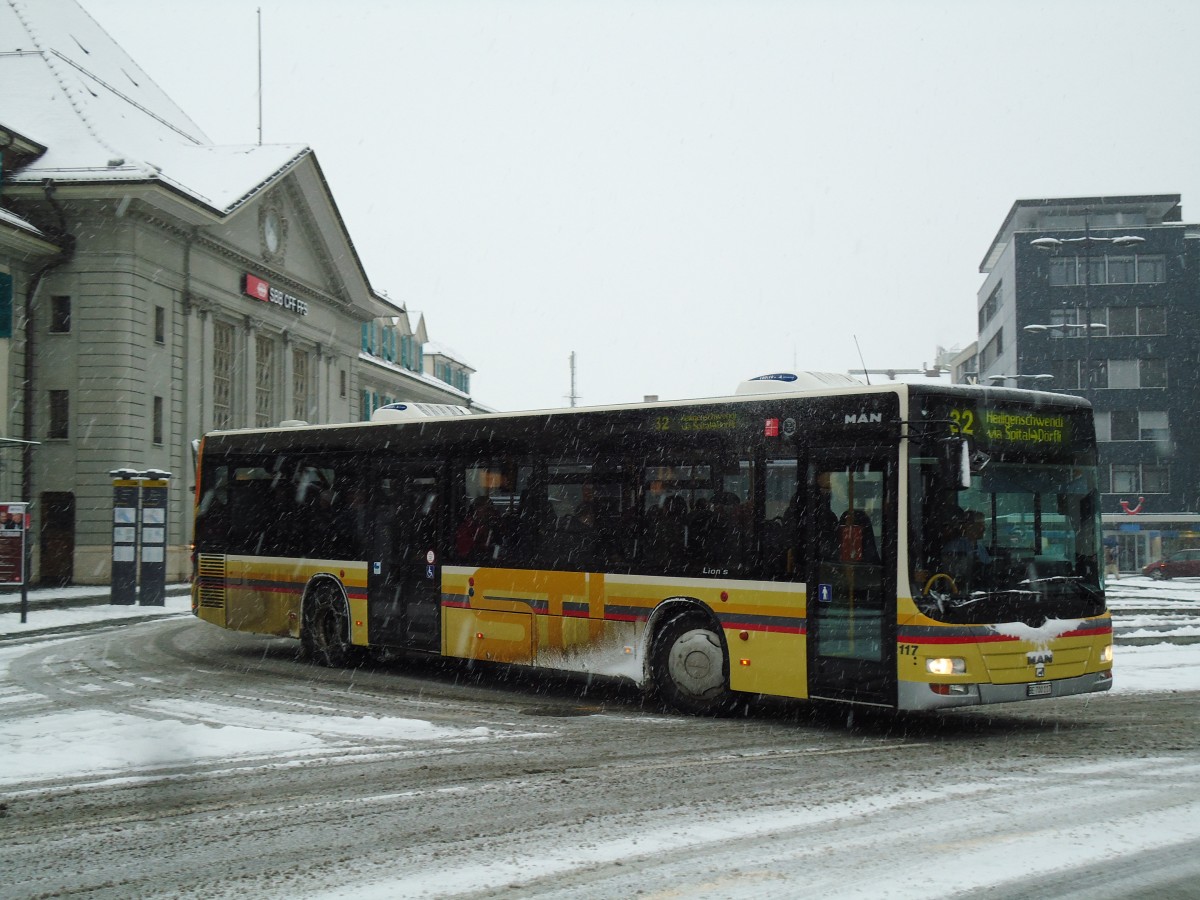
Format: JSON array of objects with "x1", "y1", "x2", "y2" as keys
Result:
[
  {"x1": 945, "y1": 403, "x2": 1071, "y2": 448},
  {"x1": 651, "y1": 411, "x2": 740, "y2": 433}
]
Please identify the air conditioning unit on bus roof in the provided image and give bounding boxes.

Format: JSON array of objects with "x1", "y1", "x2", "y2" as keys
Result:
[
  {"x1": 734, "y1": 372, "x2": 866, "y2": 395},
  {"x1": 371, "y1": 402, "x2": 472, "y2": 422}
]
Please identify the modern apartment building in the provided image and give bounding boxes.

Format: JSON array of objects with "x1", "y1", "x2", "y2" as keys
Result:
[{"x1": 977, "y1": 195, "x2": 1200, "y2": 568}]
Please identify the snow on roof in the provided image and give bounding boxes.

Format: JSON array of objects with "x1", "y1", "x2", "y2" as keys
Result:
[
  {"x1": 423, "y1": 341, "x2": 474, "y2": 371},
  {"x1": 0, "y1": 205, "x2": 46, "y2": 237},
  {"x1": 0, "y1": 0, "x2": 308, "y2": 214}
]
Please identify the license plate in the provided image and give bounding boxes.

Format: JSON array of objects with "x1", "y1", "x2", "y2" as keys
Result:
[{"x1": 1026, "y1": 682, "x2": 1053, "y2": 697}]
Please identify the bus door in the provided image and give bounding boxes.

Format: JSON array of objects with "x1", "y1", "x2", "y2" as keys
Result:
[
  {"x1": 368, "y1": 462, "x2": 445, "y2": 652},
  {"x1": 806, "y1": 451, "x2": 896, "y2": 707}
]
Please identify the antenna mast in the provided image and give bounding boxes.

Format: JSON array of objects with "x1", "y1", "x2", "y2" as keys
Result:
[
  {"x1": 567, "y1": 351, "x2": 579, "y2": 407},
  {"x1": 257, "y1": 7, "x2": 263, "y2": 145}
]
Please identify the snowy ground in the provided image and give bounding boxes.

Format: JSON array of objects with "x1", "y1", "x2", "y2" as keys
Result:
[{"x1": 2, "y1": 577, "x2": 1199, "y2": 898}]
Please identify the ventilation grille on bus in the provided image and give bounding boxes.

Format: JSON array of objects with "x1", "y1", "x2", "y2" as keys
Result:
[{"x1": 197, "y1": 554, "x2": 227, "y2": 610}]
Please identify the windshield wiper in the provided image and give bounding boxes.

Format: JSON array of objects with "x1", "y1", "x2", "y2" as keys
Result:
[
  {"x1": 1020, "y1": 575, "x2": 1082, "y2": 586},
  {"x1": 1020, "y1": 574, "x2": 1104, "y2": 602}
]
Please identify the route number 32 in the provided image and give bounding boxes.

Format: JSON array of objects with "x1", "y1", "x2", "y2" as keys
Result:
[{"x1": 949, "y1": 408, "x2": 975, "y2": 436}]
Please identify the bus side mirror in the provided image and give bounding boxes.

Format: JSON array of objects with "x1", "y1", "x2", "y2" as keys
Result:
[{"x1": 940, "y1": 439, "x2": 970, "y2": 490}]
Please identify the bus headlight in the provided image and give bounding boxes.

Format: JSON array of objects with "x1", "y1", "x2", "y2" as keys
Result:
[
  {"x1": 1100, "y1": 644, "x2": 1113, "y2": 664},
  {"x1": 926, "y1": 657, "x2": 966, "y2": 676}
]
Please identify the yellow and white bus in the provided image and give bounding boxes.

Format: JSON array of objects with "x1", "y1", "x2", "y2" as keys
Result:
[{"x1": 191, "y1": 375, "x2": 1112, "y2": 713}]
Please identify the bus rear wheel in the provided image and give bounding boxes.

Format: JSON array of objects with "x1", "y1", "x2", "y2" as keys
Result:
[
  {"x1": 651, "y1": 611, "x2": 730, "y2": 715},
  {"x1": 303, "y1": 590, "x2": 355, "y2": 668}
]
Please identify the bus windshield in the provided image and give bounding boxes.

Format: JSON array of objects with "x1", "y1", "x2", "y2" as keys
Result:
[{"x1": 909, "y1": 455, "x2": 1104, "y2": 624}]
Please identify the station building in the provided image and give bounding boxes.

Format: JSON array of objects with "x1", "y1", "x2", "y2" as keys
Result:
[
  {"x1": 975, "y1": 195, "x2": 1200, "y2": 570},
  {"x1": 0, "y1": 0, "x2": 478, "y2": 584}
]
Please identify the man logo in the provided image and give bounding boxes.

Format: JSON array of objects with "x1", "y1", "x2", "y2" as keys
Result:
[{"x1": 844, "y1": 412, "x2": 883, "y2": 424}]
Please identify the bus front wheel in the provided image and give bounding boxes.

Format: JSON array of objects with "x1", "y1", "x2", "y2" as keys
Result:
[
  {"x1": 651, "y1": 611, "x2": 730, "y2": 715},
  {"x1": 303, "y1": 589, "x2": 354, "y2": 668}
]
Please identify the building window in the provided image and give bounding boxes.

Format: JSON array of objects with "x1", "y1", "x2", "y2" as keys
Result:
[
  {"x1": 152, "y1": 395, "x2": 164, "y2": 445},
  {"x1": 1108, "y1": 463, "x2": 1171, "y2": 494},
  {"x1": 1142, "y1": 465, "x2": 1170, "y2": 494},
  {"x1": 1099, "y1": 410, "x2": 1171, "y2": 444},
  {"x1": 1140, "y1": 411, "x2": 1169, "y2": 443},
  {"x1": 1083, "y1": 359, "x2": 1107, "y2": 389},
  {"x1": 1138, "y1": 306, "x2": 1166, "y2": 335},
  {"x1": 979, "y1": 283, "x2": 1002, "y2": 331},
  {"x1": 50, "y1": 295, "x2": 71, "y2": 333},
  {"x1": 1048, "y1": 307, "x2": 1077, "y2": 334},
  {"x1": 1048, "y1": 258, "x2": 1075, "y2": 287},
  {"x1": 1140, "y1": 358, "x2": 1167, "y2": 388},
  {"x1": 154, "y1": 306, "x2": 165, "y2": 344},
  {"x1": 1106, "y1": 359, "x2": 1138, "y2": 389},
  {"x1": 1050, "y1": 358, "x2": 1079, "y2": 389},
  {"x1": 339, "y1": 369, "x2": 347, "y2": 399},
  {"x1": 292, "y1": 349, "x2": 309, "y2": 421},
  {"x1": 1098, "y1": 305, "x2": 1164, "y2": 337},
  {"x1": 1136, "y1": 255, "x2": 1166, "y2": 283},
  {"x1": 1105, "y1": 307, "x2": 1135, "y2": 336},
  {"x1": 48, "y1": 390, "x2": 69, "y2": 439},
  {"x1": 1049, "y1": 253, "x2": 1166, "y2": 286},
  {"x1": 1110, "y1": 465, "x2": 1138, "y2": 494},
  {"x1": 361, "y1": 389, "x2": 381, "y2": 421},
  {"x1": 1109, "y1": 410, "x2": 1138, "y2": 441},
  {"x1": 980, "y1": 329, "x2": 1004, "y2": 370},
  {"x1": 255, "y1": 335, "x2": 275, "y2": 428},
  {"x1": 213, "y1": 321, "x2": 234, "y2": 430},
  {"x1": 1106, "y1": 256, "x2": 1136, "y2": 284}
]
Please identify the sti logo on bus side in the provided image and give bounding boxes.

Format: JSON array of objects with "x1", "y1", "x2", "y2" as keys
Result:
[{"x1": 845, "y1": 412, "x2": 884, "y2": 424}]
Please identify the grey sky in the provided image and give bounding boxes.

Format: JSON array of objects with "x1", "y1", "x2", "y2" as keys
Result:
[{"x1": 82, "y1": 0, "x2": 1200, "y2": 411}]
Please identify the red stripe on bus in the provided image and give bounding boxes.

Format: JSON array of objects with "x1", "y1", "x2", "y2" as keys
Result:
[{"x1": 724, "y1": 622, "x2": 805, "y2": 635}]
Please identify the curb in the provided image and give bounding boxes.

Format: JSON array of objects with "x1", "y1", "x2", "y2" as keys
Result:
[{"x1": 0, "y1": 585, "x2": 192, "y2": 615}]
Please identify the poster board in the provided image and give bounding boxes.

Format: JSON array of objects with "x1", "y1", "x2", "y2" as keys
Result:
[{"x1": 0, "y1": 502, "x2": 28, "y2": 585}]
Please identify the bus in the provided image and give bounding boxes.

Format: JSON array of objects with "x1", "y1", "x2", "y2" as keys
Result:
[{"x1": 191, "y1": 374, "x2": 1113, "y2": 713}]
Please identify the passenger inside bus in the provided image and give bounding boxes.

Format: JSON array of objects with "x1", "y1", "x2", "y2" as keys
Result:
[
  {"x1": 939, "y1": 507, "x2": 992, "y2": 589},
  {"x1": 456, "y1": 495, "x2": 500, "y2": 561},
  {"x1": 837, "y1": 509, "x2": 880, "y2": 565}
]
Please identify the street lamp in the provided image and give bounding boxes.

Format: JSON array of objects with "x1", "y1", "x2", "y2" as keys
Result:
[
  {"x1": 1022, "y1": 323, "x2": 1109, "y2": 335},
  {"x1": 1030, "y1": 211, "x2": 1146, "y2": 393},
  {"x1": 1022, "y1": 322, "x2": 1107, "y2": 389}
]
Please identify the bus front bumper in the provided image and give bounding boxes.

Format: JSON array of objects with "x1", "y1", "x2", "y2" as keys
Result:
[{"x1": 897, "y1": 669, "x2": 1113, "y2": 711}]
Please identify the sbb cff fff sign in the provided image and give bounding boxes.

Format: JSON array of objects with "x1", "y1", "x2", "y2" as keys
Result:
[{"x1": 241, "y1": 273, "x2": 309, "y2": 316}]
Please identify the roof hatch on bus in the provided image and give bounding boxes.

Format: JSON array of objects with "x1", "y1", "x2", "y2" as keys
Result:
[
  {"x1": 371, "y1": 402, "x2": 472, "y2": 422},
  {"x1": 734, "y1": 372, "x2": 865, "y2": 395}
]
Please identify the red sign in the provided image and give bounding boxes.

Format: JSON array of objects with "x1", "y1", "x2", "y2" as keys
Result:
[
  {"x1": 241, "y1": 273, "x2": 309, "y2": 316},
  {"x1": 243, "y1": 273, "x2": 270, "y2": 301},
  {"x1": 0, "y1": 502, "x2": 27, "y2": 585}
]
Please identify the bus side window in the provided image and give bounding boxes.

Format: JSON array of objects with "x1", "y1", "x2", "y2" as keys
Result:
[
  {"x1": 764, "y1": 455, "x2": 801, "y2": 577},
  {"x1": 194, "y1": 464, "x2": 230, "y2": 550}
]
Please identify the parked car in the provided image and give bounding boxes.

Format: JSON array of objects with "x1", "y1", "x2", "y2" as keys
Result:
[{"x1": 1142, "y1": 548, "x2": 1200, "y2": 580}]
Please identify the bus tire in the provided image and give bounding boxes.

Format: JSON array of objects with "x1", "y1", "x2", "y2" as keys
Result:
[
  {"x1": 302, "y1": 588, "x2": 355, "y2": 668},
  {"x1": 650, "y1": 610, "x2": 730, "y2": 715}
]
